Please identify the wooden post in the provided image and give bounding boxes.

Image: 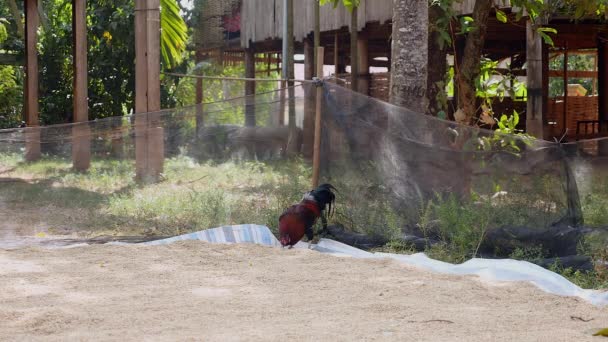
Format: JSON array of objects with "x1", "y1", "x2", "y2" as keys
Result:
[
  {"x1": 304, "y1": 38, "x2": 314, "y2": 80},
  {"x1": 312, "y1": 47, "x2": 324, "y2": 188},
  {"x1": 72, "y1": 0, "x2": 90, "y2": 171},
  {"x1": 303, "y1": 38, "x2": 315, "y2": 158},
  {"x1": 334, "y1": 32, "x2": 339, "y2": 76},
  {"x1": 597, "y1": 34, "x2": 608, "y2": 155},
  {"x1": 24, "y1": 0, "x2": 40, "y2": 161},
  {"x1": 357, "y1": 35, "x2": 369, "y2": 94},
  {"x1": 314, "y1": 0, "x2": 320, "y2": 77},
  {"x1": 598, "y1": 35, "x2": 608, "y2": 124},
  {"x1": 285, "y1": 0, "x2": 298, "y2": 154},
  {"x1": 350, "y1": 6, "x2": 359, "y2": 91},
  {"x1": 525, "y1": 20, "x2": 545, "y2": 139},
  {"x1": 563, "y1": 47, "x2": 568, "y2": 136},
  {"x1": 134, "y1": 0, "x2": 163, "y2": 183},
  {"x1": 244, "y1": 48, "x2": 256, "y2": 127},
  {"x1": 195, "y1": 50, "x2": 204, "y2": 137}
]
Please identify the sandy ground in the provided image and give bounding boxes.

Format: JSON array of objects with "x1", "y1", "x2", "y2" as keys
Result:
[{"x1": 0, "y1": 241, "x2": 607, "y2": 342}]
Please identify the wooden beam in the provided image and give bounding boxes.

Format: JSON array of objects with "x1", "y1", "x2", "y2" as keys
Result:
[
  {"x1": 548, "y1": 70, "x2": 597, "y2": 78},
  {"x1": 526, "y1": 20, "x2": 544, "y2": 139},
  {"x1": 72, "y1": 0, "x2": 90, "y2": 171},
  {"x1": 24, "y1": 0, "x2": 40, "y2": 161}
]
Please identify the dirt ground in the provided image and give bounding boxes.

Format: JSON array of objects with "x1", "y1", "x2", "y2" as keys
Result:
[{"x1": 1, "y1": 241, "x2": 607, "y2": 341}]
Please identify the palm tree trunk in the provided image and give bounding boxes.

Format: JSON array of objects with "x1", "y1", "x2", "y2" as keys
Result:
[{"x1": 389, "y1": 0, "x2": 428, "y2": 113}]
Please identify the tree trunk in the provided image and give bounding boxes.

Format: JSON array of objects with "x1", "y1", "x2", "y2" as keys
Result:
[
  {"x1": 8, "y1": 0, "x2": 24, "y2": 38},
  {"x1": 426, "y1": 4, "x2": 448, "y2": 116},
  {"x1": 389, "y1": 0, "x2": 428, "y2": 113},
  {"x1": 456, "y1": 0, "x2": 492, "y2": 124}
]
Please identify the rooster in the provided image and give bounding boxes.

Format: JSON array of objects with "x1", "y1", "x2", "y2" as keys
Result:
[{"x1": 278, "y1": 183, "x2": 337, "y2": 248}]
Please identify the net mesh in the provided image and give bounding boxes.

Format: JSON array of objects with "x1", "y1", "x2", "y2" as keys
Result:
[{"x1": 0, "y1": 81, "x2": 606, "y2": 269}]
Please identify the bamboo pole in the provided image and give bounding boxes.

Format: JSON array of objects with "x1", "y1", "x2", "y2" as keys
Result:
[{"x1": 312, "y1": 47, "x2": 324, "y2": 188}]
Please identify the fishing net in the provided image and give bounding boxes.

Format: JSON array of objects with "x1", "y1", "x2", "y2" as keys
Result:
[{"x1": 0, "y1": 80, "x2": 606, "y2": 268}]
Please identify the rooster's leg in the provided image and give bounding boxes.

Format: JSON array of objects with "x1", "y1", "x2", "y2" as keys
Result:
[
  {"x1": 321, "y1": 215, "x2": 328, "y2": 233},
  {"x1": 305, "y1": 226, "x2": 314, "y2": 249}
]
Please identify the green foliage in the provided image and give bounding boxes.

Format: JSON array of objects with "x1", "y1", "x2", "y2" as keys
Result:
[
  {"x1": 418, "y1": 193, "x2": 492, "y2": 263},
  {"x1": 474, "y1": 110, "x2": 534, "y2": 154},
  {"x1": 549, "y1": 262, "x2": 608, "y2": 290},
  {"x1": 0, "y1": 153, "x2": 313, "y2": 237},
  {"x1": 0, "y1": 0, "x2": 188, "y2": 126},
  {"x1": 495, "y1": 9, "x2": 508, "y2": 23},
  {"x1": 320, "y1": 0, "x2": 360, "y2": 12},
  {"x1": 160, "y1": 0, "x2": 188, "y2": 68},
  {"x1": 0, "y1": 65, "x2": 23, "y2": 129},
  {"x1": 581, "y1": 178, "x2": 608, "y2": 227},
  {"x1": 537, "y1": 27, "x2": 557, "y2": 46},
  {"x1": 0, "y1": 18, "x2": 8, "y2": 43},
  {"x1": 509, "y1": 245, "x2": 546, "y2": 261}
]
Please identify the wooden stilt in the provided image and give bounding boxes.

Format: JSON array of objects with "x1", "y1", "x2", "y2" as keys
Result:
[
  {"x1": 303, "y1": 38, "x2": 315, "y2": 158},
  {"x1": 72, "y1": 0, "x2": 90, "y2": 171},
  {"x1": 525, "y1": 20, "x2": 545, "y2": 139},
  {"x1": 334, "y1": 32, "x2": 339, "y2": 76},
  {"x1": 245, "y1": 48, "x2": 256, "y2": 127},
  {"x1": 563, "y1": 46, "x2": 568, "y2": 137},
  {"x1": 24, "y1": 0, "x2": 40, "y2": 161},
  {"x1": 304, "y1": 39, "x2": 314, "y2": 80},
  {"x1": 195, "y1": 50, "x2": 204, "y2": 137},
  {"x1": 597, "y1": 34, "x2": 608, "y2": 154},
  {"x1": 134, "y1": 0, "x2": 163, "y2": 183},
  {"x1": 312, "y1": 47, "x2": 324, "y2": 188},
  {"x1": 357, "y1": 35, "x2": 369, "y2": 95}
]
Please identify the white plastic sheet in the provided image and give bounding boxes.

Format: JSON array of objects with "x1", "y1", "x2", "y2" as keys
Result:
[{"x1": 145, "y1": 225, "x2": 608, "y2": 306}]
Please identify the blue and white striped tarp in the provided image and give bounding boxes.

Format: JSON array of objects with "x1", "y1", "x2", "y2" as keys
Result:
[{"x1": 143, "y1": 224, "x2": 281, "y2": 247}]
